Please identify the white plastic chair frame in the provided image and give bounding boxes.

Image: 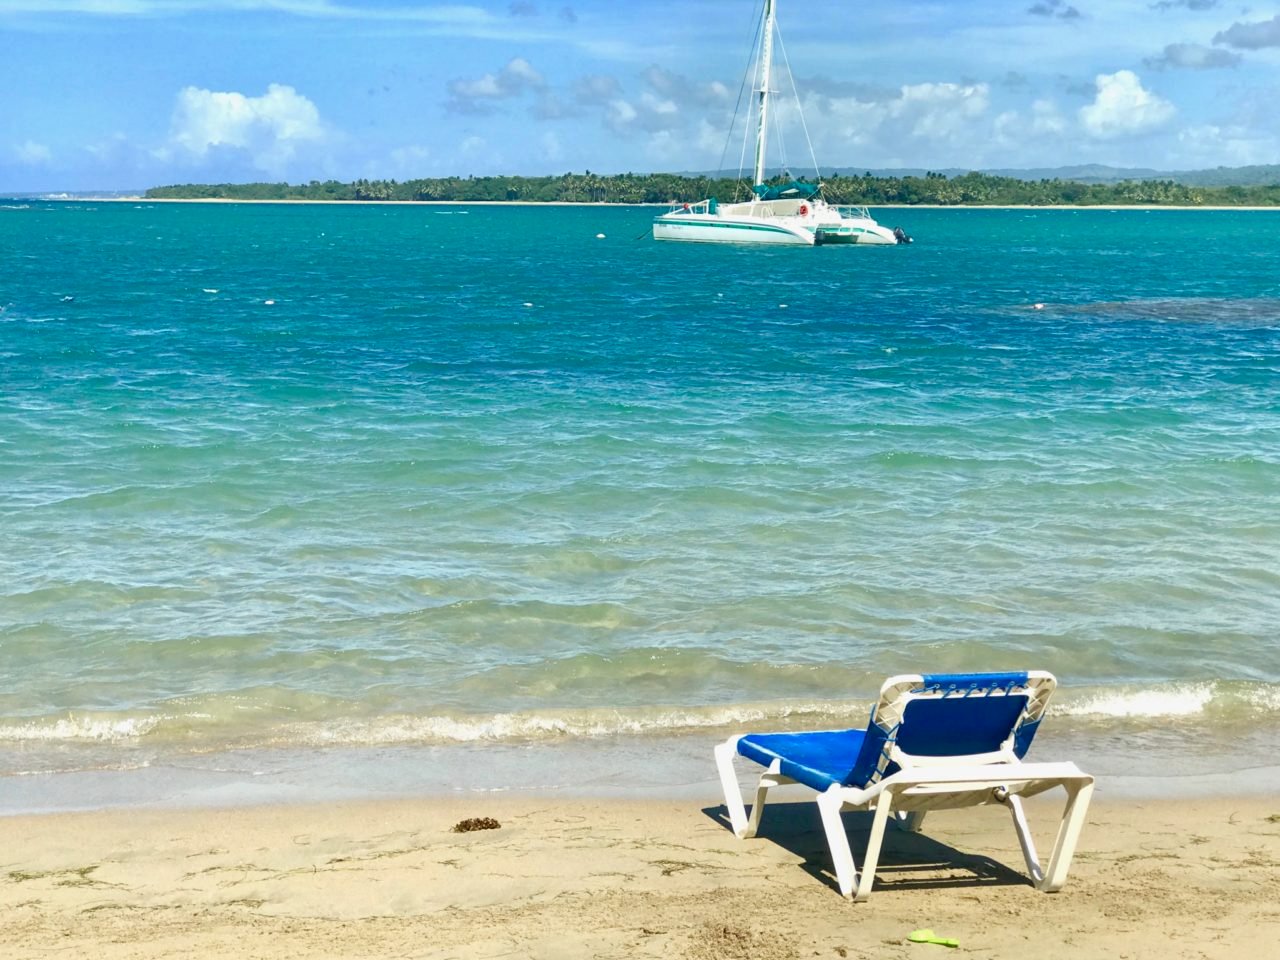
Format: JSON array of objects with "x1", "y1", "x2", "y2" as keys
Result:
[{"x1": 713, "y1": 671, "x2": 1094, "y2": 901}]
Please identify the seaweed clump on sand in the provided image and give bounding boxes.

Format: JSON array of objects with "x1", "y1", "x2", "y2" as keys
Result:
[{"x1": 451, "y1": 816, "x2": 501, "y2": 833}]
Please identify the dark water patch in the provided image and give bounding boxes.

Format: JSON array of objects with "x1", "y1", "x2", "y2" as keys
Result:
[{"x1": 1023, "y1": 296, "x2": 1280, "y2": 328}]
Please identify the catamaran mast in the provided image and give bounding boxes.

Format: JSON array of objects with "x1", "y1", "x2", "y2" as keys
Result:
[{"x1": 752, "y1": 0, "x2": 776, "y2": 188}]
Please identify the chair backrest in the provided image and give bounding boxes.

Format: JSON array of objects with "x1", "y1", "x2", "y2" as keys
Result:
[{"x1": 843, "y1": 671, "x2": 1056, "y2": 788}]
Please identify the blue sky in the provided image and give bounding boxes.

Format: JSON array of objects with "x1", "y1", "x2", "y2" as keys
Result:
[{"x1": 3, "y1": 0, "x2": 1280, "y2": 191}]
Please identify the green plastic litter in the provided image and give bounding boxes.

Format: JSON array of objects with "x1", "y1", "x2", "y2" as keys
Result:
[{"x1": 908, "y1": 929, "x2": 959, "y2": 948}]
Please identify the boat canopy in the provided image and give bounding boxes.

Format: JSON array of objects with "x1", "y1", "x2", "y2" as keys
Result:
[{"x1": 752, "y1": 181, "x2": 821, "y2": 201}]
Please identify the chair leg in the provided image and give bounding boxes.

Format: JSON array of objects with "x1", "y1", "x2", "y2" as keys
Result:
[
  {"x1": 714, "y1": 740, "x2": 750, "y2": 837},
  {"x1": 745, "y1": 766, "x2": 777, "y2": 839},
  {"x1": 1005, "y1": 795, "x2": 1044, "y2": 886},
  {"x1": 817, "y1": 789, "x2": 859, "y2": 898},
  {"x1": 896, "y1": 810, "x2": 927, "y2": 833},
  {"x1": 853, "y1": 794, "x2": 895, "y2": 902},
  {"x1": 1038, "y1": 779, "x2": 1094, "y2": 893}
]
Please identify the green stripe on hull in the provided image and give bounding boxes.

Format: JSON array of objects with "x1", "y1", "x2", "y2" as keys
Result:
[{"x1": 654, "y1": 217, "x2": 804, "y2": 238}]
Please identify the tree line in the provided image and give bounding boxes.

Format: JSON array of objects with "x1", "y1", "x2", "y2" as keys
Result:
[{"x1": 144, "y1": 170, "x2": 1280, "y2": 206}]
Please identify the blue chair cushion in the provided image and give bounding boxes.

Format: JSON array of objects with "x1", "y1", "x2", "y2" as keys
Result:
[
  {"x1": 737, "y1": 729, "x2": 869, "y2": 792},
  {"x1": 737, "y1": 685, "x2": 1037, "y2": 791},
  {"x1": 896, "y1": 694, "x2": 1030, "y2": 757}
]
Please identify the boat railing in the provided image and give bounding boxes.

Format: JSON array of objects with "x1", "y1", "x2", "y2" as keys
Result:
[
  {"x1": 835, "y1": 205, "x2": 873, "y2": 220},
  {"x1": 666, "y1": 199, "x2": 715, "y2": 214}
]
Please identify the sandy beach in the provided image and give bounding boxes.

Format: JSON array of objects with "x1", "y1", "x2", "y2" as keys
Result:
[
  {"x1": 3, "y1": 790, "x2": 1277, "y2": 959},
  {"x1": 7, "y1": 201, "x2": 1280, "y2": 959}
]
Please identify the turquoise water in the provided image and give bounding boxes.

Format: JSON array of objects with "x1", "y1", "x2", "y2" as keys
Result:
[{"x1": 2, "y1": 201, "x2": 1278, "y2": 804}]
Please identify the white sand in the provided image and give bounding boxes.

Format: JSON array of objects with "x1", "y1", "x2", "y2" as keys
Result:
[{"x1": 3, "y1": 792, "x2": 1277, "y2": 959}]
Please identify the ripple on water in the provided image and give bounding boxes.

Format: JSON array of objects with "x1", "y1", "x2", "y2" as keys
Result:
[{"x1": 1, "y1": 205, "x2": 1279, "y2": 779}]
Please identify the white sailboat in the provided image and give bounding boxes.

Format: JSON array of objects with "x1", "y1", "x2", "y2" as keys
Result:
[{"x1": 652, "y1": 0, "x2": 909, "y2": 247}]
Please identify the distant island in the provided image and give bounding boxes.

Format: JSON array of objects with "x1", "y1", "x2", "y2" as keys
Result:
[{"x1": 145, "y1": 169, "x2": 1280, "y2": 207}]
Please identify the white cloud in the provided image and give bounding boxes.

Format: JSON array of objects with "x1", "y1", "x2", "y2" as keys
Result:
[
  {"x1": 15, "y1": 140, "x2": 52, "y2": 164},
  {"x1": 1214, "y1": 14, "x2": 1280, "y2": 50},
  {"x1": 167, "y1": 84, "x2": 325, "y2": 172},
  {"x1": 452, "y1": 74, "x2": 505, "y2": 99},
  {"x1": 987, "y1": 97, "x2": 1074, "y2": 163},
  {"x1": 639, "y1": 92, "x2": 678, "y2": 116},
  {"x1": 1146, "y1": 43, "x2": 1240, "y2": 70},
  {"x1": 597, "y1": 66, "x2": 733, "y2": 140},
  {"x1": 811, "y1": 94, "x2": 885, "y2": 149},
  {"x1": 640, "y1": 66, "x2": 729, "y2": 109},
  {"x1": 992, "y1": 109, "x2": 1021, "y2": 145},
  {"x1": 1078, "y1": 70, "x2": 1174, "y2": 139},
  {"x1": 604, "y1": 97, "x2": 638, "y2": 130},
  {"x1": 1027, "y1": 0, "x2": 1082, "y2": 20},
  {"x1": 803, "y1": 81, "x2": 990, "y2": 159},
  {"x1": 1175, "y1": 123, "x2": 1278, "y2": 167},
  {"x1": 1030, "y1": 98, "x2": 1067, "y2": 135},
  {"x1": 447, "y1": 57, "x2": 546, "y2": 112},
  {"x1": 573, "y1": 74, "x2": 622, "y2": 105},
  {"x1": 502, "y1": 57, "x2": 544, "y2": 88},
  {"x1": 895, "y1": 82, "x2": 989, "y2": 139},
  {"x1": 695, "y1": 118, "x2": 724, "y2": 155},
  {"x1": 991, "y1": 97, "x2": 1069, "y2": 153}
]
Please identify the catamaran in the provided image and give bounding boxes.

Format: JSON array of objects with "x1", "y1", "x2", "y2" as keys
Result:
[{"x1": 652, "y1": 0, "x2": 909, "y2": 247}]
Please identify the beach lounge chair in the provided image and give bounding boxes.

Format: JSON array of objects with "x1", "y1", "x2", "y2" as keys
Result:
[{"x1": 714, "y1": 671, "x2": 1093, "y2": 900}]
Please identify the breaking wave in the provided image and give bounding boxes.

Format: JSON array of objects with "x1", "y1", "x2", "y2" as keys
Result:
[{"x1": 2, "y1": 681, "x2": 1276, "y2": 756}]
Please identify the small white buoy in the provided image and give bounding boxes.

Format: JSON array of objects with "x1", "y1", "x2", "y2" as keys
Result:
[
  {"x1": 264, "y1": 299, "x2": 276, "y2": 305},
  {"x1": 596, "y1": 233, "x2": 606, "y2": 239}
]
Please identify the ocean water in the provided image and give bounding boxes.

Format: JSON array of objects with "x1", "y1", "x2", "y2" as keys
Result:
[{"x1": 2, "y1": 200, "x2": 1279, "y2": 809}]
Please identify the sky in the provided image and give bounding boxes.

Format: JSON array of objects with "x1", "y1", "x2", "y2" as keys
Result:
[{"x1": 3, "y1": 0, "x2": 1280, "y2": 191}]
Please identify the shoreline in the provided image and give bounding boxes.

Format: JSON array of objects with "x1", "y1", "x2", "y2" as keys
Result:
[
  {"x1": 30, "y1": 196, "x2": 1280, "y2": 211},
  {"x1": 7, "y1": 724, "x2": 1280, "y2": 818},
  {"x1": 2, "y1": 792, "x2": 1276, "y2": 958}
]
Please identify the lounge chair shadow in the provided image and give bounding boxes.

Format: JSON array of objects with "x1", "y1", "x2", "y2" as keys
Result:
[{"x1": 702, "y1": 801, "x2": 1030, "y2": 897}]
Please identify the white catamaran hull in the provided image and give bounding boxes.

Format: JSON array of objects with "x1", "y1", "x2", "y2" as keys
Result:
[
  {"x1": 811, "y1": 218, "x2": 901, "y2": 245},
  {"x1": 654, "y1": 200, "x2": 906, "y2": 247},
  {"x1": 652, "y1": 212, "x2": 815, "y2": 245}
]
